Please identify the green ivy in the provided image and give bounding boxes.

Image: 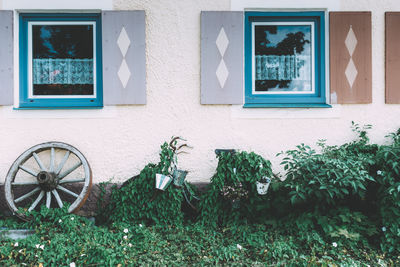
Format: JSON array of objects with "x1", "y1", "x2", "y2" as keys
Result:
[
  {"x1": 198, "y1": 151, "x2": 274, "y2": 227},
  {"x1": 99, "y1": 141, "x2": 185, "y2": 226}
]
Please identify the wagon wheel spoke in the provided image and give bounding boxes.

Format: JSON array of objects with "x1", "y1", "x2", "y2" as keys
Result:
[
  {"x1": 52, "y1": 190, "x2": 63, "y2": 208},
  {"x1": 18, "y1": 165, "x2": 38, "y2": 177},
  {"x1": 59, "y1": 178, "x2": 85, "y2": 184},
  {"x1": 28, "y1": 190, "x2": 45, "y2": 212},
  {"x1": 50, "y1": 147, "x2": 55, "y2": 172},
  {"x1": 4, "y1": 142, "x2": 92, "y2": 221},
  {"x1": 46, "y1": 191, "x2": 51, "y2": 208},
  {"x1": 56, "y1": 151, "x2": 70, "y2": 175},
  {"x1": 12, "y1": 181, "x2": 39, "y2": 186},
  {"x1": 14, "y1": 187, "x2": 41, "y2": 203},
  {"x1": 33, "y1": 152, "x2": 47, "y2": 171},
  {"x1": 57, "y1": 185, "x2": 79, "y2": 198},
  {"x1": 59, "y1": 162, "x2": 82, "y2": 180}
]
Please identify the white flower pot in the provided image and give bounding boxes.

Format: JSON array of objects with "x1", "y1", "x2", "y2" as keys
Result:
[
  {"x1": 155, "y1": 173, "x2": 173, "y2": 191},
  {"x1": 256, "y1": 178, "x2": 271, "y2": 195}
]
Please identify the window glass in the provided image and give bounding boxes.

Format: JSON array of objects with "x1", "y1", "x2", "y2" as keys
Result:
[
  {"x1": 253, "y1": 23, "x2": 313, "y2": 94},
  {"x1": 31, "y1": 24, "x2": 95, "y2": 96}
]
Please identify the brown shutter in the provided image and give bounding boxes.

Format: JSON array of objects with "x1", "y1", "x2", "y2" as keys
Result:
[
  {"x1": 330, "y1": 12, "x2": 372, "y2": 104},
  {"x1": 385, "y1": 12, "x2": 400, "y2": 104}
]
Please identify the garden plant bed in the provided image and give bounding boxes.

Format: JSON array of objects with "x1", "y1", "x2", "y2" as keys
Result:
[{"x1": 0, "y1": 124, "x2": 399, "y2": 266}]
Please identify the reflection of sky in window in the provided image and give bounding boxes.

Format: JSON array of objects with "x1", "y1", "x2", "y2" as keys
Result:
[{"x1": 266, "y1": 25, "x2": 311, "y2": 56}]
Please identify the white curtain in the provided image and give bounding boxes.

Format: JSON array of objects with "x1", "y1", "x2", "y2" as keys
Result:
[{"x1": 33, "y1": 58, "x2": 93, "y2": 84}]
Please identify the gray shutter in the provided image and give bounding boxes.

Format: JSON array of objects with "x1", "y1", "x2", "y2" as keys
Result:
[
  {"x1": 201, "y1": 11, "x2": 243, "y2": 104},
  {"x1": 0, "y1": 11, "x2": 13, "y2": 105},
  {"x1": 102, "y1": 11, "x2": 146, "y2": 105}
]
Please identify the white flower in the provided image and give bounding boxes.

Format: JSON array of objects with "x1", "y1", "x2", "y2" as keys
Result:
[
  {"x1": 70, "y1": 262, "x2": 76, "y2": 267},
  {"x1": 35, "y1": 244, "x2": 40, "y2": 249},
  {"x1": 123, "y1": 248, "x2": 126, "y2": 251},
  {"x1": 58, "y1": 219, "x2": 62, "y2": 223},
  {"x1": 14, "y1": 242, "x2": 18, "y2": 247},
  {"x1": 382, "y1": 227, "x2": 386, "y2": 232},
  {"x1": 123, "y1": 228, "x2": 129, "y2": 233},
  {"x1": 236, "y1": 244, "x2": 242, "y2": 250},
  {"x1": 128, "y1": 243, "x2": 133, "y2": 247},
  {"x1": 40, "y1": 245, "x2": 44, "y2": 250},
  {"x1": 18, "y1": 249, "x2": 23, "y2": 253},
  {"x1": 35, "y1": 255, "x2": 38, "y2": 258},
  {"x1": 123, "y1": 235, "x2": 128, "y2": 240},
  {"x1": 139, "y1": 224, "x2": 143, "y2": 227},
  {"x1": 233, "y1": 168, "x2": 237, "y2": 174},
  {"x1": 377, "y1": 170, "x2": 383, "y2": 175},
  {"x1": 71, "y1": 217, "x2": 74, "y2": 221},
  {"x1": 81, "y1": 254, "x2": 86, "y2": 257},
  {"x1": 332, "y1": 242, "x2": 338, "y2": 247}
]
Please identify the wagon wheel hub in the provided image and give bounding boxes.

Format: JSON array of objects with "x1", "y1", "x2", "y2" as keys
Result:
[{"x1": 37, "y1": 171, "x2": 58, "y2": 192}]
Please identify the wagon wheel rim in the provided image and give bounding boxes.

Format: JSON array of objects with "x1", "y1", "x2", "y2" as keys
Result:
[{"x1": 4, "y1": 142, "x2": 92, "y2": 221}]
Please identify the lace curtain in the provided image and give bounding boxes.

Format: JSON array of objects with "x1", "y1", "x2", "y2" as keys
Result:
[
  {"x1": 255, "y1": 55, "x2": 310, "y2": 81},
  {"x1": 33, "y1": 58, "x2": 93, "y2": 85}
]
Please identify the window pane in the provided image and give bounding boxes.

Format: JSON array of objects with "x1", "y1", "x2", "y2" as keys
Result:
[
  {"x1": 32, "y1": 24, "x2": 94, "y2": 96},
  {"x1": 254, "y1": 24, "x2": 312, "y2": 93}
]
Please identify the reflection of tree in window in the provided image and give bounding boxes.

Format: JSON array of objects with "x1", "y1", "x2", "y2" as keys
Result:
[
  {"x1": 33, "y1": 25, "x2": 93, "y2": 59},
  {"x1": 32, "y1": 25, "x2": 94, "y2": 95},
  {"x1": 254, "y1": 25, "x2": 310, "y2": 92}
]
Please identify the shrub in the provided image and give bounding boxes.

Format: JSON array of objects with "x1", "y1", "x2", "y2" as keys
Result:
[
  {"x1": 376, "y1": 130, "x2": 400, "y2": 255},
  {"x1": 198, "y1": 151, "x2": 274, "y2": 227},
  {"x1": 278, "y1": 123, "x2": 376, "y2": 207},
  {"x1": 100, "y1": 141, "x2": 184, "y2": 226}
]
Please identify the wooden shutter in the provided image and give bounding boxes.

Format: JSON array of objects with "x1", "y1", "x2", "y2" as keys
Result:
[
  {"x1": 330, "y1": 12, "x2": 372, "y2": 104},
  {"x1": 201, "y1": 11, "x2": 243, "y2": 104},
  {"x1": 0, "y1": 10, "x2": 13, "y2": 105},
  {"x1": 385, "y1": 12, "x2": 400, "y2": 104},
  {"x1": 102, "y1": 11, "x2": 146, "y2": 105}
]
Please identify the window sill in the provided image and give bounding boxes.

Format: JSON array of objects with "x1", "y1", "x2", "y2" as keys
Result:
[
  {"x1": 243, "y1": 103, "x2": 332, "y2": 108},
  {"x1": 14, "y1": 106, "x2": 104, "y2": 110},
  {"x1": 1, "y1": 105, "x2": 117, "y2": 119},
  {"x1": 231, "y1": 104, "x2": 341, "y2": 119}
]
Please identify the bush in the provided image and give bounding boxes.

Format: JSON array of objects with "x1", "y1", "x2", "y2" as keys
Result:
[
  {"x1": 198, "y1": 151, "x2": 275, "y2": 227},
  {"x1": 278, "y1": 123, "x2": 376, "y2": 207},
  {"x1": 376, "y1": 130, "x2": 400, "y2": 255},
  {"x1": 99, "y1": 141, "x2": 184, "y2": 226}
]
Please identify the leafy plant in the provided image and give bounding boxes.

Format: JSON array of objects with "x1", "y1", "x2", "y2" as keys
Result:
[
  {"x1": 100, "y1": 140, "x2": 185, "y2": 226},
  {"x1": 278, "y1": 122, "x2": 376, "y2": 207},
  {"x1": 198, "y1": 151, "x2": 274, "y2": 227},
  {"x1": 376, "y1": 129, "x2": 400, "y2": 255}
]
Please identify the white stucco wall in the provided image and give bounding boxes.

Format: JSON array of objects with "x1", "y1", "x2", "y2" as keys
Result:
[{"x1": 0, "y1": 0, "x2": 400, "y2": 184}]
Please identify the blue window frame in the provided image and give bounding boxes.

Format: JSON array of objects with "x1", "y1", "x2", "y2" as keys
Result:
[
  {"x1": 244, "y1": 11, "x2": 328, "y2": 107},
  {"x1": 19, "y1": 13, "x2": 103, "y2": 108}
]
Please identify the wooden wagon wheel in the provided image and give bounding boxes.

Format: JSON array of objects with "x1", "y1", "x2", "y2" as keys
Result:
[{"x1": 4, "y1": 142, "x2": 92, "y2": 221}]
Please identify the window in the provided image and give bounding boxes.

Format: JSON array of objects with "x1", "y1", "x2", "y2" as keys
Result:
[
  {"x1": 244, "y1": 11, "x2": 328, "y2": 107},
  {"x1": 19, "y1": 13, "x2": 103, "y2": 108}
]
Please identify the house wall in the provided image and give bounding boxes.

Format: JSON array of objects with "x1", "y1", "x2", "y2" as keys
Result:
[{"x1": 0, "y1": 0, "x2": 399, "y2": 184}]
